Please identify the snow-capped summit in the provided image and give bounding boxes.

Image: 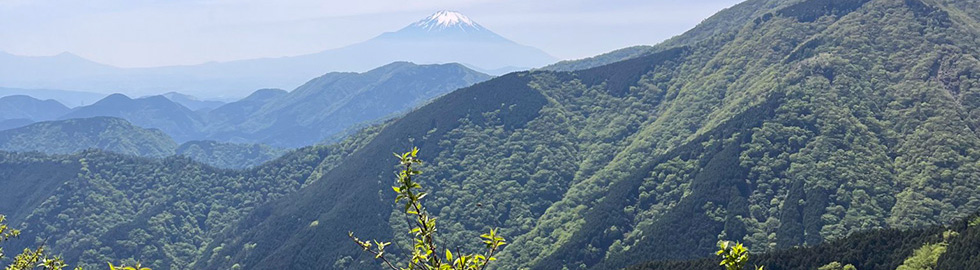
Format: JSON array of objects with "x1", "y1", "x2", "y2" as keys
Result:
[
  {"x1": 382, "y1": 10, "x2": 506, "y2": 42},
  {"x1": 413, "y1": 11, "x2": 486, "y2": 32},
  {"x1": 347, "y1": 10, "x2": 554, "y2": 73}
]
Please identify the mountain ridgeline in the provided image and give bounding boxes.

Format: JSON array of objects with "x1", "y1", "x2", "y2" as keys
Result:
[
  {"x1": 0, "y1": 117, "x2": 287, "y2": 169},
  {"x1": 60, "y1": 94, "x2": 205, "y2": 142},
  {"x1": 159, "y1": 92, "x2": 227, "y2": 112},
  {"x1": 1, "y1": 0, "x2": 980, "y2": 269},
  {"x1": 0, "y1": 11, "x2": 549, "y2": 98},
  {"x1": 0, "y1": 95, "x2": 69, "y2": 122},
  {"x1": 0, "y1": 95, "x2": 71, "y2": 130},
  {"x1": 0, "y1": 117, "x2": 177, "y2": 158},
  {"x1": 540, "y1": 0, "x2": 801, "y2": 72},
  {"x1": 0, "y1": 62, "x2": 490, "y2": 148},
  {"x1": 200, "y1": 62, "x2": 491, "y2": 147},
  {"x1": 0, "y1": 87, "x2": 107, "y2": 108}
]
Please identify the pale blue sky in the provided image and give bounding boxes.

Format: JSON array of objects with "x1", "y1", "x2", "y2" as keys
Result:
[{"x1": 0, "y1": 0, "x2": 744, "y2": 67}]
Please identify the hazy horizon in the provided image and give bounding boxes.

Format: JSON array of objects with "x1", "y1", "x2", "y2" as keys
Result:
[{"x1": 0, "y1": 0, "x2": 743, "y2": 68}]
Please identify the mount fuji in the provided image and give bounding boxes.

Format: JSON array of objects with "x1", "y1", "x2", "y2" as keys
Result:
[
  {"x1": 349, "y1": 11, "x2": 556, "y2": 72},
  {"x1": 0, "y1": 11, "x2": 556, "y2": 98}
]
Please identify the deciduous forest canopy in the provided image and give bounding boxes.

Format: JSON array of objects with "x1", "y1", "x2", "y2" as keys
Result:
[{"x1": 1, "y1": 0, "x2": 980, "y2": 269}]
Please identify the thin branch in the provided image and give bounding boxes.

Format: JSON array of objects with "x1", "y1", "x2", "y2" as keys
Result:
[
  {"x1": 454, "y1": 246, "x2": 463, "y2": 270},
  {"x1": 347, "y1": 234, "x2": 398, "y2": 270},
  {"x1": 478, "y1": 247, "x2": 497, "y2": 270},
  {"x1": 478, "y1": 235, "x2": 501, "y2": 270}
]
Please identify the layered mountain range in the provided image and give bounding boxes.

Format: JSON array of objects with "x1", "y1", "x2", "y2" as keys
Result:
[
  {"x1": 0, "y1": 11, "x2": 552, "y2": 98},
  {"x1": 0, "y1": 95, "x2": 70, "y2": 130},
  {"x1": 0, "y1": 62, "x2": 490, "y2": 147},
  {"x1": 1, "y1": 0, "x2": 980, "y2": 270}
]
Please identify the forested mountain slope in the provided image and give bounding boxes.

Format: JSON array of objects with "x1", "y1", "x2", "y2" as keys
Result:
[
  {"x1": 60, "y1": 94, "x2": 204, "y2": 142},
  {"x1": 0, "y1": 116, "x2": 287, "y2": 169},
  {"x1": 0, "y1": 124, "x2": 385, "y2": 270},
  {"x1": 3, "y1": 0, "x2": 980, "y2": 269},
  {"x1": 202, "y1": 62, "x2": 490, "y2": 147},
  {"x1": 0, "y1": 117, "x2": 177, "y2": 158},
  {"x1": 195, "y1": 0, "x2": 980, "y2": 269},
  {"x1": 540, "y1": 45, "x2": 656, "y2": 72},
  {"x1": 540, "y1": 0, "x2": 803, "y2": 72},
  {"x1": 203, "y1": 89, "x2": 287, "y2": 129},
  {"x1": 196, "y1": 71, "x2": 549, "y2": 270},
  {"x1": 176, "y1": 140, "x2": 287, "y2": 169}
]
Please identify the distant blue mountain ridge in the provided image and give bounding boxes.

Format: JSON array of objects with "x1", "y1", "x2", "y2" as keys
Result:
[
  {"x1": 0, "y1": 11, "x2": 553, "y2": 99},
  {"x1": 0, "y1": 61, "x2": 491, "y2": 148}
]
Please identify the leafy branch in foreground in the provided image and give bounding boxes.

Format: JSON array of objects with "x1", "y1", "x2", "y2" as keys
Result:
[
  {"x1": 0, "y1": 215, "x2": 80, "y2": 270},
  {"x1": 2, "y1": 215, "x2": 144, "y2": 270},
  {"x1": 350, "y1": 147, "x2": 506, "y2": 270},
  {"x1": 717, "y1": 241, "x2": 764, "y2": 270}
]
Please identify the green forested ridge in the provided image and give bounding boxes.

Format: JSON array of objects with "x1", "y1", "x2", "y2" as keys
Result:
[
  {"x1": 201, "y1": 89, "x2": 287, "y2": 135},
  {"x1": 59, "y1": 94, "x2": 205, "y2": 143},
  {"x1": 195, "y1": 72, "x2": 547, "y2": 270},
  {"x1": 0, "y1": 116, "x2": 287, "y2": 169},
  {"x1": 0, "y1": 123, "x2": 384, "y2": 269},
  {"x1": 196, "y1": 0, "x2": 980, "y2": 269},
  {"x1": 540, "y1": 46, "x2": 656, "y2": 72},
  {"x1": 2, "y1": 0, "x2": 980, "y2": 269},
  {"x1": 201, "y1": 62, "x2": 490, "y2": 147},
  {"x1": 540, "y1": 0, "x2": 802, "y2": 72},
  {"x1": 6, "y1": 150, "x2": 320, "y2": 269},
  {"x1": 0, "y1": 117, "x2": 177, "y2": 158},
  {"x1": 0, "y1": 152, "x2": 82, "y2": 224}
]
